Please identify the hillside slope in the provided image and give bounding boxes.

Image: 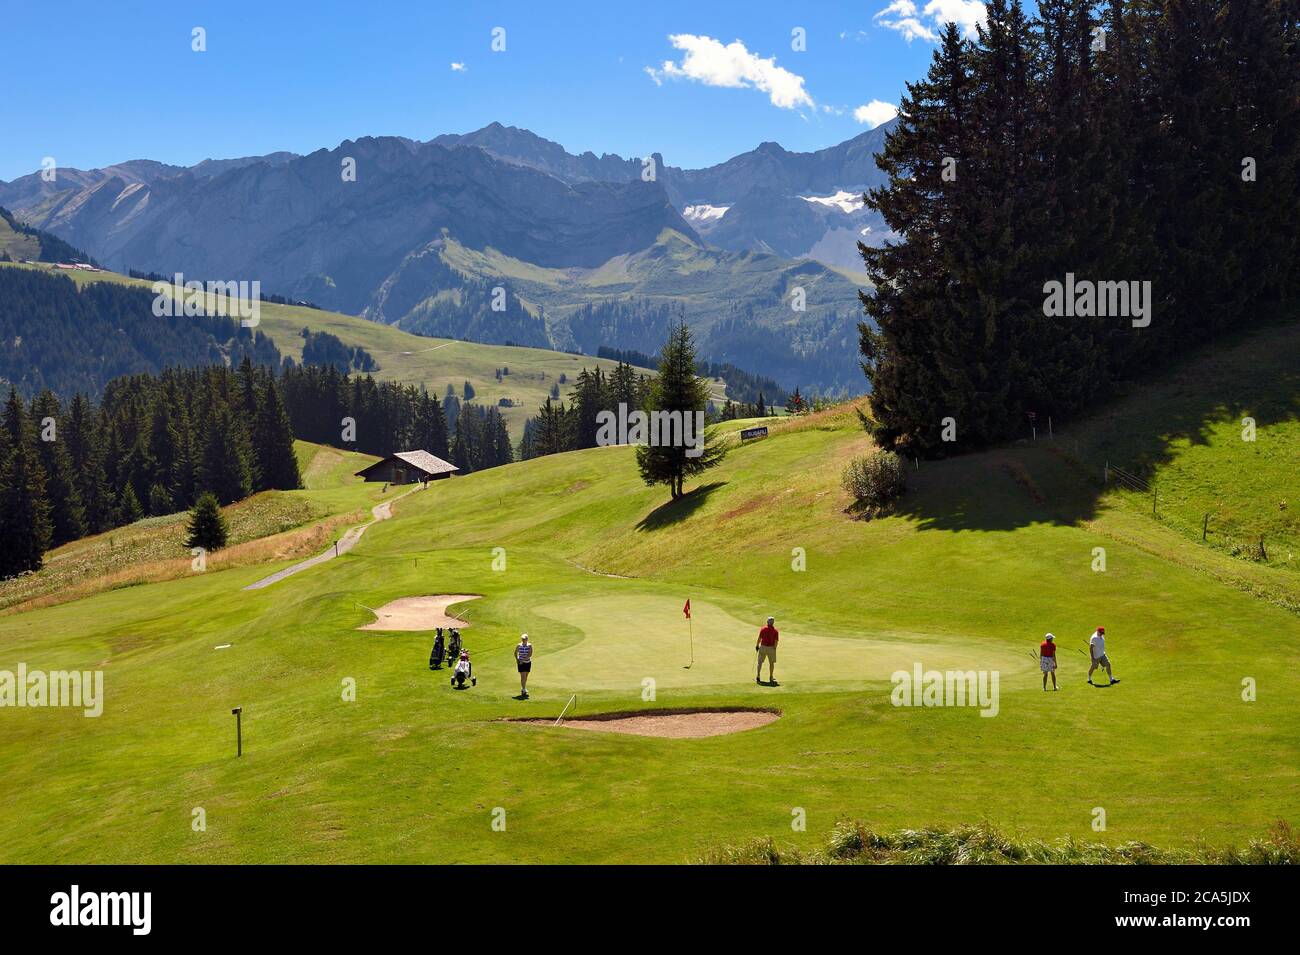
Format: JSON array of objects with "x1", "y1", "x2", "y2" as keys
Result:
[
  {"x1": 426, "y1": 230, "x2": 863, "y2": 390},
  {"x1": 0, "y1": 319, "x2": 1296, "y2": 863},
  {"x1": 0, "y1": 262, "x2": 723, "y2": 438},
  {"x1": 0, "y1": 206, "x2": 97, "y2": 265},
  {"x1": 1062, "y1": 316, "x2": 1300, "y2": 574},
  {"x1": 0, "y1": 442, "x2": 380, "y2": 614}
]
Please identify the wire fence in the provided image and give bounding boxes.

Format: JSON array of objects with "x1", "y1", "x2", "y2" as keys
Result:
[
  {"x1": 1102, "y1": 460, "x2": 1297, "y2": 566},
  {"x1": 1030, "y1": 425, "x2": 1300, "y2": 570}
]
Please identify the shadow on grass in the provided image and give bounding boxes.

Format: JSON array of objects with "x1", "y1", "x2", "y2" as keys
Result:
[
  {"x1": 636, "y1": 482, "x2": 728, "y2": 531},
  {"x1": 887, "y1": 315, "x2": 1300, "y2": 534}
]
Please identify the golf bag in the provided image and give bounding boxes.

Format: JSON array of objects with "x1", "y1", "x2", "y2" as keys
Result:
[
  {"x1": 447, "y1": 629, "x2": 462, "y2": 661},
  {"x1": 429, "y1": 631, "x2": 445, "y2": 670}
]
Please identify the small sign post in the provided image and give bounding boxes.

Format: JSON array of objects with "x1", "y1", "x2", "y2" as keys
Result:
[{"x1": 232, "y1": 706, "x2": 243, "y2": 757}]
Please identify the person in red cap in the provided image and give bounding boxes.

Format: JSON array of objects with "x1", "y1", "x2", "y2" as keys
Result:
[{"x1": 1087, "y1": 627, "x2": 1118, "y2": 686}]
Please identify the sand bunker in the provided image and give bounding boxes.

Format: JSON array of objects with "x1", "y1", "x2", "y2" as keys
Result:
[
  {"x1": 512, "y1": 708, "x2": 780, "y2": 739},
  {"x1": 358, "y1": 594, "x2": 480, "y2": 631}
]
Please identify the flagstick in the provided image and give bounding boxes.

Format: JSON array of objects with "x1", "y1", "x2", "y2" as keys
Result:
[{"x1": 688, "y1": 614, "x2": 694, "y2": 668}]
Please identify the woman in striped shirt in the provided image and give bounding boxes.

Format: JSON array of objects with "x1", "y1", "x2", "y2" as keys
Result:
[{"x1": 515, "y1": 634, "x2": 533, "y2": 699}]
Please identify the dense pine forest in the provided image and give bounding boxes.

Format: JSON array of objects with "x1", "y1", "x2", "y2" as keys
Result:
[
  {"x1": 298, "y1": 327, "x2": 379, "y2": 374},
  {"x1": 0, "y1": 361, "x2": 300, "y2": 579},
  {"x1": 860, "y1": 0, "x2": 1300, "y2": 454},
  {"x1": 518, "y1": 362, "x2": 653, "y2": 459},
  {"x1": 517, "y1": 353, "x2": 783, "y2": 460},
  {"x1": 277, "y1": 362, "x2": 511, "y2": 472},
  {"x1": 0, "y1": 268, "x2": 282, "y2": 397}
]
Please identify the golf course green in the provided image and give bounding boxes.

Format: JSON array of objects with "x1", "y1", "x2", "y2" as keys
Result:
[{"x1": 0, "y1": 318, "x2": 1297, "y2": 864}]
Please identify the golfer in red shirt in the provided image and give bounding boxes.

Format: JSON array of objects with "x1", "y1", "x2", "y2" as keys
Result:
[
  {"x1": 1040, "y1": 632, "x2": 1059, "y2": 691},
  {"x1": 756, "y1": 616, "x2": 779, "y2": 685}
]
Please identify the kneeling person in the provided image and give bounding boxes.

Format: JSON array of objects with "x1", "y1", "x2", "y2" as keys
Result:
[{"x1": 452, "y1": 650, "x2": 475, "y2": 688}]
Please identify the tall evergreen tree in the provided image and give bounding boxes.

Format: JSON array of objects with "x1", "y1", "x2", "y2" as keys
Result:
[
  {"x1": 450, "y1": 426, "x2": 470, "y2": 473},
  {"x1": 861, "y1": 21, "x2": 981, "y2": 453},
  {"x1": 145, "y1": 391, "x2": 181, "y2": 512},
  {"x1": 635, "y1": 321, "x2": 726, "y2": 500},
  {"x1": 117, "y1": 483, "x2": 144, "y2": 524},
  {"x1": 571, "y1": 367, "x2": 608, "y2": 449},
  {"x1": 531, "y1": 397, "x2": 570, "y2": 458}
]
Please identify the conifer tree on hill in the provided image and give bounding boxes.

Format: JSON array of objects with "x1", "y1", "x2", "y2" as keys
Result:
[
  {"x1": 185, "y1": 491, "x2": 229, "y2": 552},
  {"x1": 635, "y1": 320, "x2": 726, "y2": 501}
]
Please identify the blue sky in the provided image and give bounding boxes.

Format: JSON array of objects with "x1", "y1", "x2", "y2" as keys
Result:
[{"x1": 0, "y1": 1, "x2": 987, "y2": 181}]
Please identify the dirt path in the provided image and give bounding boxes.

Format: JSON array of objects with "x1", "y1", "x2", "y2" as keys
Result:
[{"x1": 242, "y1": 485, "x2": 423, "y2": 591}]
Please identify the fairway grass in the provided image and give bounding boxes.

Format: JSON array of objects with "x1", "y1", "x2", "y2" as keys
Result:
[
  {"x1": 1, "y1": 328, "x2": 1298, "y2": 863},
  {"x1": 1, "y1": 424, "x2": 1296, "y2": 861}
]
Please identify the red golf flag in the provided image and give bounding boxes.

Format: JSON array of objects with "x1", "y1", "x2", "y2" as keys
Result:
[{"x1": 683, "y1": 599, "x2": 691, "y2": 619}]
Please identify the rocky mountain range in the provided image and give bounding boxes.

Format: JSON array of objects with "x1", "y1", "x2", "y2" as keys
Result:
[
  {"x1": 431, "y1": 121, "x2": 897, "y2": 269},
  {"x1": 0, "y1": 122, "x2": 898, "y2": 391}
]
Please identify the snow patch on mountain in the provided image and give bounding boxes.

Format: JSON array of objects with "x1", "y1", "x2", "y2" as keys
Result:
[
  {"x1": 799, "y1": 190, "x2": 864, "y2": 214},
  {"x1": 683, "y1": 204, "x2": 730, "y2": 223}
]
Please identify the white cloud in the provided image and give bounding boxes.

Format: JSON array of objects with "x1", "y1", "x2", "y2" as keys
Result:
[
  {"x1": 853, "y1": 99, "x2": 898, "y2": 128},
  {"x1": 645, "y1": 34, "x2": 814, "y2": 110},
  {"x1": 875, "y1": 1, "x2": 986, "y2": 42},
  {"x1": 926, "y1": 0, "x2": 987, "y2": 37},
  {"x1": 450, "y1": 62, "x2": 467, "y2": 72}
]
